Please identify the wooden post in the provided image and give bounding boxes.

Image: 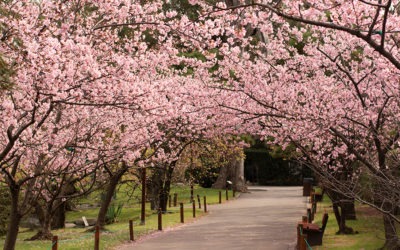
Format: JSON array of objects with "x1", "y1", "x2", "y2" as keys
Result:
[
  {"x1": 312, "y1": 200, "x2": 317, "y2": 215},
  {"x1": 192, "y1": 201, "x2": 196, "y2": 218},
  {"x1": 190, "y1": 184, "x2": 194, "y2": 202},
  {"x1": 180, "y1": 203, "x2": 184, "y2": 223},
  {"x1": 51, "y1": 236, "x2": 58, "y2": 250},
  {"x1": 310, "y1": 190, "x2": 314, "y2": 204},
  {"x1": 311, "y1": 206, "x2": 315, "y2": 222},
  {"x1": 140, "y1": 168, "x2": 146, "y2": 225},
  {"x1": 203, "y1": 196, "x2": 207, "y2": 213},
  {"x1": 307, "y1": 208, "x2": 312, "y2": 223},
  {"x1": 219, "y1": 191, "x2": 222, "y2": 204},
  {"x1": 168, "y1": 195, "x2": 172, "y2": 208},
  {"x1": 297, "y1": 225, "x2": 300, "y2": 250},
  {"x1": 197, "y1": 194, "x2": 201, "y2": 209},
  {"x1": 158, "y1": 208, "x2": 162, "y2": 231},
  {"x1": 94, "y1": 225, "x2": 100, "y2": 250},
  {"x1": 129, "y1": 220, "x2": 134, "y2": 241},
  {"x1": 226, "y1": 188, "x2": 229, "y2": 201},
  {"x1": 233, "y1": 189, "x2": 236, "y2": 198},
  {"x1": 173, "y1": 193, "x2": 178, "y2": 207}
]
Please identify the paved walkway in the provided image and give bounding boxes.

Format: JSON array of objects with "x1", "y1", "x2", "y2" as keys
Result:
[{"x1": 120, "y1": 186, "x2": 307, "y2": 250}]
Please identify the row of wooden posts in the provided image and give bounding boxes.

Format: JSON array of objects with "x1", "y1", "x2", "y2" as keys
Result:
[
  {"x1": 297, "y1": 189, "x2": 326, "y2": 250},
  {"x1": 50, "y1": 189, "x2": 234, "y2": 250}
]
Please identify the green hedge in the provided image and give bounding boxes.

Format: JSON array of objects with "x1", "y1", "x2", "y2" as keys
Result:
[{"x1": 244, "y1": 149, "x2": 312, "y2": 185}]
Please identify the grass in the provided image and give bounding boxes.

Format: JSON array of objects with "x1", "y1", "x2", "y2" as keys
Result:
[
  {"x1": 312, "y1": 195, "x2": 386, "y2": 250},
  {"x1": 0, "y1": 185, "x2": 233, "y2": 250}
]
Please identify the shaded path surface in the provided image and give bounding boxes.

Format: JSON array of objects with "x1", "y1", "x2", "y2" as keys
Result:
[{"x1": 120, "y1": 186, "x2": 306, "y2": 250}]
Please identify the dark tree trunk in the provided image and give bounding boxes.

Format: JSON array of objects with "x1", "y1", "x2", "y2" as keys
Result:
[
  {"x1": 383, "y1": 214, "x2": 400, "y2": 249},
  {"x1": 159, "y1": 165, "x2": 174, "y2": 212},
  {"x1": 52, "y1": 180, "x2": 76, "y2": 228},
  {"x1": 339, "y1": 205, "x2": 347, "y2": 233},
  {"x1": 332, "y1": 202, "x2": 341, "y2": 227},
  {"x1": 148, "y1": 162, "x2": 176, "y2": 212},
  {"x1": 3, "y1": 186, "x2": 22, "y2": 250},
  {"x1": 148, "y1": 167, "x2": 163, "y2": 211},
  {"x1": 28, "y1": 201, "x2": 54, "y2": 240},
  {"x1": 51, "y1": 202, "x2": 66, "y2": 229},
  {"x1": 326, "y1": 189, "x2": 355, "y2": 234},
  {"x1": 382, "y1": 202, "x2": 400, "y2": 250},
  {"x1": 32, "y1": 179, "x2": 75, "y2": 236},
  {"x1": 342, "y1": 200, "x2": 356, "y2": 220},
  {"x1": 96, "y1": 170, "x2": 125, "y2": 229},
  {"x1": 29, "y1": 214, "x2": 53, "y2": 240}
]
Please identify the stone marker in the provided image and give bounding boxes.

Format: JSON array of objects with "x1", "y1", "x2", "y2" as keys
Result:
[{"x1": 82, "y1": 216, "x2": 89, "y2": 227}]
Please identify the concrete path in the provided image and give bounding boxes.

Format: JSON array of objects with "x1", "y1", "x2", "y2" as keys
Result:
[{"x1": 120, "y1": 186, "x2": 307, "y2": 250}]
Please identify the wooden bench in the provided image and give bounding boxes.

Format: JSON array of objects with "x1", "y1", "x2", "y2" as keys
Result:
[
  {"x1": 297, "y1": 217, "x2": 320, "y2": 249},
  {"x1": 301, "y1": 213, "x2": 329, "y2": 246}
]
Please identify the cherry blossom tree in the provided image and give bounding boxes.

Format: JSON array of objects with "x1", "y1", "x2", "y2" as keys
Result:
[
  {"x1": 0, "y1": 1, "x2": 182, "y2": 248},
  {"x1": 4, "y1": 0, "x2": 400, "y2": 249},
  {"x1": 163, "y1": 0, "x2": 400, "y2": 247}
]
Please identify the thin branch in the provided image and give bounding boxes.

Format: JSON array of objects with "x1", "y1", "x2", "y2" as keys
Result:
[
  {"x1": 380, "y1": 0, "x2": 392, "y2": 48},
  {"x1": 359, "y1": 0, "x2": 386, "y2": 8},
  {"x1": 93, "y1": 22, "x2": 159, "y2": 30},
  {"x1": 367, "y1": 0, "x2": 383, "y2": 37}
]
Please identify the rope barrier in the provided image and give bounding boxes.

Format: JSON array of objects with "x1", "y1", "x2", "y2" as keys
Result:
[
  {"x1": 304, "y1": 238, "x2": 312, "y2": 250},
  {"x1": 48, "y1": 239, "x2": 57, "y2": 250}
]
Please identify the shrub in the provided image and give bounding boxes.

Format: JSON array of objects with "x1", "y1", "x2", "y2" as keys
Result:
[
  {"x1": 101, "y1": 192, "x2": 124, "y2": 224},
  {"x1": 105, "y1": 202, "x2": 123, "y2": 224}
]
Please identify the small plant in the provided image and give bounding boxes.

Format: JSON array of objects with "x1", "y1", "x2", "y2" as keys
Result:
[
  {"x1": 102, "y1": 192, "x2": 124, "y2": 224},
  {"x1": 105, "y1": 202, "x2": 124, "y2": 224}
]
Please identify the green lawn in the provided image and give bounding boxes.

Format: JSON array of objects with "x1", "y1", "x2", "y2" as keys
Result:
[
  {"x1": 0, "y1": 185, "x2": 232, "y2": 250},
  {"x1": 312, "y1": 195, "x2": 386, "y2": 249}
]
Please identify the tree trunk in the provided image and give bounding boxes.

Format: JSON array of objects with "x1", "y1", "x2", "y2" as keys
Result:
[
  {"x1": 3, "y1": 186, "x2": 21, "y2": 250},
  {"x1": 52, "y1": 180, "x2": 76, "y2": 228},
  {"x1": 29, "y1": 213, "x2": 53, "y2": 240},
  {"x1": 28, "y1": 200, "x2": 55, "y2": 240},
  {"x1": 148, "y1": 167, "x2": 163, "y2": 211},
  {"x1": 148, "y1": 162, "x2": 176, "y2": 212},
  {"x1": 383, "y1": 212, "x2": 400, "y2": 249},
  {"x1": 332, "y1": 202, "x2": 341, "y2": 228},
  {"x1": 326, "y1": 189, "x2": 354, "y2": 234},
  {"x1": 159, "y1": 165, "x2": 174, "y2": 212},
  {"x1": 96, "y1": 170, "x2": 125, "y2": 229},
  {"x1": 213, "y1": 157, "x2": 246, "y2": 191},
  {"x1": 233, "y1": 158, "x2": 247, "y2": 192},
  {"x1": 342, "y1": 200, "x2": 356, "y2": 220},
  {"x1": 339, "y1": 205, "x2": 348, "y2": 233},
  {"x1": 51, "y1": 202, "x2": 66, "y2": 229},
  {"x1": 212, "y1": 162, "x2": 229, "y2": 189}
]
